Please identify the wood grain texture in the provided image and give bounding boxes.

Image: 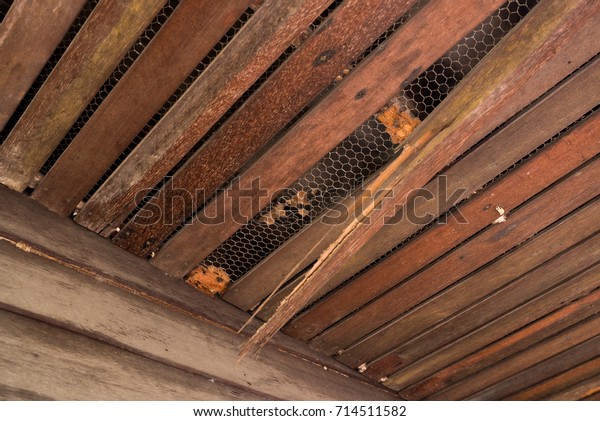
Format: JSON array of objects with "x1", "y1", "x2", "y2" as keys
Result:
[
  {"x1": 311, "y1": 157, "x2": 600, "y2": 356},
  {"x1": 361, "y1": 228, "x2": 600, "y2": 382},
  {"x1": 546, "y1": 375, "x2": 600, "y2": 401},
  {"x1": 225, "y1": 54, "x2": 600, "y2": 313},
  {"x1": 75, "y1": 0, "x2": 334, "y2": 234},
  {"x1": 431, "y1": 319, "x2": 600, "y2": 400},
  {"x1": 31, "y1": 0, "x2": 252, "y2": 216},
  {"x1": 384, "y1": 257, "x2": 600, "y2": 392},
  {"x1": 286, "y1": 112, "x2": 600, "y2": 341},
  {"x1": 506, "y1": 356, "x2": 600, "y2": 400},
  {"x1": 112, "y1": 0, "x2": 418, "y2": 257},
  {"x1": 0, "y1": 242, "x2": 395, "y2": 400},
  {"x1": 0, "y1": 0, "x2": 85, "y2": 131},
  {"x1": 0, "y1": 309, "x2": 270, "y2": 400},
  {"x1": 151, "y1": 0, "x2": 508, "y2": 277},
  {"x1": 0, "y1": 184, "x2": 363, "y2": 380},
  {"x1": 0, "y1": 0, "x2": 167, "y2": 192}
]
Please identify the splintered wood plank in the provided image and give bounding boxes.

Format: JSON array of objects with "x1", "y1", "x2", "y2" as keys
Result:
[
  {"x1": 399, "y1": 284, "x2": 600, "y2": 399},
  {"x1": 0, "y1": 309, "x2": 270, "y2": 400},
  {"x1": 384, "y1": 260, "x2": 600, "y2": 392},
  {"x1": 506, "y1": 357, "x2": 600, "y2": 400},
  {"x1": 0, "y1": 241, "x2": 395, "y2": 401},
  {"x1": 310, "y1": 157, "x2": 600, "y2": 356},
  {"x1": 0, "y1": 185, "x2": 362, "y2": 380},
  {"x1": 360, "y1": 232, "x2": 600, "y2": 380},
  {"x1": 74, "y1": 0, "x2": 335, "y2": 234},
  {"x1": 226, "y1": 54, "x2": 600, "y2": 313},
  {"x1": 286, "y1": 112, "x2": 600, "y2": 342},
  {"x1": 432, "y1": 320, "x2": 600, "y2": 400},
  {"x1": 0, "y1": 0, "x2": 167, "y2": 192},
  {"x1": 151, "y1": 0, "x2": 509, "y2": 277},
  {"x1": 546, "y1": 375, "x2": 600, "y2": 401},
  {"x1": 30, "y1": 0, "x2": 252, "y2": 216},
  {"x1": 111, "y1": 0, "x2": 419, "y2": 257},
  {"x1": 0, "y1": 0, "x2": 85, "y2": 131}
]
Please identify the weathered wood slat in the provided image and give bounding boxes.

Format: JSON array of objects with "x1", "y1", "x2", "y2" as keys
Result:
[
  {"x1": 74, "y1": 0, "x2": 334, "y2": 234},
  {"x1": 384, "y1": 259, "x2": 600, "y2": 392},
  {"x1": 226, "y1": 54, "x2": 600, "y2": 313},
  {"x1": 0, "y1": 309, "x2": 270, "y2": 400},
  {"x1": 399, "y1": 284, "x2": 600, "y2": 399},
  {"x1": 112, "y1": 0, "x2": 419, "y2": 257},
  {"x1": 506, "y1": 357, "x2": 600, "y2": 400},
  {"x1": 151, "y1": 0, "x2": 508, "y2": 277},
  {"x1": 361, "y1": 229, "x2": 600, "y2": 381},
  {"x1": 0, "y1": 0, "x2": 167, "y2": 191},
  {"x1": 432, "y1": 321, "x2": 600, "y2": 400},
  {"x1": 311, "y1": 158, "x2": 600, "y2": 356},
  {"x1": 546, "y1": 375, "x2": 600, "y2": 401},
  {"x1": 0, "y1": 0, "x2": 85, "y2": 131},
  {"x1": 31, "y1": 0, "x2": 252, "y2": 216},
  {"x1": 0, "y1": 239, "x2": 395, "y2": 400},
  {"x1": 286, "y1": 112, "x2": 600, "y2": 341}
]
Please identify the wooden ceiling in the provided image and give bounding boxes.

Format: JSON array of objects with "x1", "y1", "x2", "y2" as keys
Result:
[{"x1": 1, "y1": 0, "x2": 599, "y2": 400}]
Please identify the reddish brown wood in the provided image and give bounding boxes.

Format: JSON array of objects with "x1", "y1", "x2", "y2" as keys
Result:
[
  {"x1": 0, "y1": 0, "x2": 85, "y2": 131},
  {"x1": 430, "y1": 318, "x2": 600, "y2": 400},
  {"x1": 74, "y1": 0, "x2": 334, "y2": 234},
  {"x1": 310, "y1": 157, "x2": 600, "y2": 355},
  {"x1": 547, "y1": 375, "x2": 600, "y2": 401},
  {"x1": 31, "y1": 0, "x2": 252, "y2": 216},
  {"x1": 286, "y1": 113, "x2": 600, "y2": 341},
  {"x1": 0, "y1": 0, "x2": 167, "y2": 192},
  {"x1": 151, "y1": 0, "x2": 509, "y2": 277},
  {"x1": 384, "y1": 260, "x2": 600, "y2": 393},
  {"x1": 111, "y1": 0, "x2": 419, "y2": 257}
]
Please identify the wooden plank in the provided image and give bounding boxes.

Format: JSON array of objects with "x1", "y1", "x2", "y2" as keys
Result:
[
  {"x1": 31, "y1": 0, "x2": 252, "y2": 216},
  {"x1": 0, "y1": 0, "x2": 167, "y2": 192},
  {"x1": 506, "y1": 357, "x2": 600, "y2": 400},
  {"x1": 0, "y1": 0, "x2": 85, "y2": 131},
  {"x1": 360, "y1": 231, "x2": 600, "y2": 381},
  {"x1": 74, "y1": 0, "x2": 334, "y2": 233},
  {"x1": 432, "y1": 323, "x2": 600, "y2": 400},
  {"x1": 151, "y1": 0, "x2": 509, "y2": 277},
  {"x1": 286, "y1": 112, "x2": 600, "y2": 341},
  {"x1": 111, "y1": 0, "x2": 419, "y2": 257},
  {"x1": 547, "y1": 375, "x2": 600, "y2": 401},
  {"x1": 384, "y1": 261, "x2": 600, "y2": 392},
  {"x1": 227, "y1": 54, "x2": 600, "y2": 313},
  {"x1": 0, "y1": 184, "x2": 363, "y2": 380},
  {"x1": 399, "y1": 286, "x2": 600, "y2": 399},
  {"x1": 0, "y1": 242, "x2": 395, "y2": 400},
  {"x1": 0, "y1": 309, "x2": 270, "y2": 400},
  {"x1": 311, "y1": 158, "x2": 600, "y2": 355}
]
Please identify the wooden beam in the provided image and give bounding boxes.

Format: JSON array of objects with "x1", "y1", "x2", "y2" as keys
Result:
[
  {"x1": 545, "y1": 375, "x2": 600, "y2": 401},
  {"x1": 361, "y1": 231, "x2": 600, "y2": 380},
  {"x1": 400, "y1": 286, "x2": 600, "y2": 400},
  {"x1": 110, "y1": 0, "x2": 419, "y2": 257},
  {"x1": 286, "y1": 112, "x2": 600, "y2": 341},
  {"x1": 0, "y1": 0, "x2": 167, "y2": 192},
  {"x1": 384, "y1": 260, "x2": 600, "y2": 392},
  {"x1": 0, "y1": 186, "x2": 394, "y2": 400},
  {"x1": 224, "y1": 54, "x2": 600, "y2": 313},
  {"x1": 0, "y1": 0, "x2": 85, "y2": 131},
  {"x1": 31, "y1": 0, "x2": 253, "y2": 216},
  {"x1": 74, "y1": 0, "x2": 334, "y2": 233},
  {"x1": 151, "y1": 0, "x2": 508, "y2": 276},
  {"x1": 431, "y1": 319, "x2": 600, "y2": 400},
  {"x1": 311, "y1": 157, "x2": 600, "y2": 356},
  {"x1": 0, "y1": 309, "x2": 270, "y2": 400}
]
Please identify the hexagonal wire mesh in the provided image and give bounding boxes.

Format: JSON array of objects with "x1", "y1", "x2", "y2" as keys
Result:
[{"x1": 197, "y1": 0, "x2": 539, "y2": 283}]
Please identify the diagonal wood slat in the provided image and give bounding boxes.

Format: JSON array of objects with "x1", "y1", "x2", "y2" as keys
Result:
[
  {"x1": 0, "y1": 0, "x2": 85, "y2": 131},
  {"x1": 74, "y1": 0, "x2": 335, "y2": 234},
  {"x1": 30, "y1": 0, "x2": 253, "y2": 216},
  {"x1": 0, "y1": 0, "x2": 168, "y2": 191}
]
